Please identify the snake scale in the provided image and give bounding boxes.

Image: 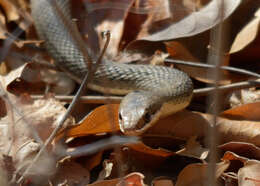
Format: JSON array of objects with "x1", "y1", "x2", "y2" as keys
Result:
[{"x1": 31, "y1": 0, "x2": 193, "y2": 134}]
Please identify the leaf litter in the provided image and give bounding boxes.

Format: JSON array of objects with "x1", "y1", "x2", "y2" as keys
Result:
[{"x1": 0, "y1": 0, "x2": 260, "y2": 185}]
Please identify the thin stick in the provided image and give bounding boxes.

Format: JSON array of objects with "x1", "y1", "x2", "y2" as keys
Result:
[
  {"x1": 165, "y1": 59, "x2": 260, "y2": 79},
  {"x1": 30, "y1": 79, "x2": 260, "y2": 103},
  {"x1": 60, "y1": 136, "x2": 138, "y2": 159},
  {"x1": 206, "y1": 0, "x2": 224, "y2": 185}
]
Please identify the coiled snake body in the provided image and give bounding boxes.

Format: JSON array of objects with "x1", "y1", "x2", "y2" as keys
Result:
[{"x1": 31, "y1": 0, "x2": 193, "y2": 134}]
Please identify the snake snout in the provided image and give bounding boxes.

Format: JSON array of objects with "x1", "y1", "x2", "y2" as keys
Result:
[{"x1": 118, "y1": 91, "x2": 162, "y2": 135}]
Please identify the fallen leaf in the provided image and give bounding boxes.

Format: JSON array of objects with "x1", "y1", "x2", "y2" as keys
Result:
[
  {"x1": 228, "y1": 89, "x2": 260, "y2": 108},
  {"x1": 219, "y1": 142, "x2": 260, "y2": 160},
  {"x1": 238, "y1": 160, "x2": 260, "y2": 186},
  {"x1": 139, "y1": 0, "x2": 241, "y2": 41},
  {"x1": 59, "y1": 104, "x2": 120, "y2": 139},
  {"x1": 0, "y1": 95, "x2": 74, "y2": 179},
  {"x1": 146, "y1": 110, "x2": 260, "y2": 146},
  {"x1": 52, "y1": 160, "x2": 90, "y2": 185},
  {"x1": 176, "y1": 136, "x2": 209, "y2": 160},
  {"x1": 89, "y1": 172, "x2": 145, "y2": 186},
  {"x1": 84, "y1": 0, "x2": 135, "y2": 58},
  {"x1": 127, "y1": 142, "x2": 174, "y2": 158},
  {"x1": 175, "y1": 161, "x2": 230, "y2": 186},
  {"x1": 0, "y1": 0, "x2": 19, "y2": 22},
  {"x1": 165, "y1": 41, "x2": 231, "y2": 84},
  {"x1": 220, "y1": 102, "x2": 260, "y2": 121},
  {"x1": 230, "y1": 8, "x2": 260, "y2": 53},
  {"x1": 152, "y1": 178, "x2": 174, "y2": 186}
]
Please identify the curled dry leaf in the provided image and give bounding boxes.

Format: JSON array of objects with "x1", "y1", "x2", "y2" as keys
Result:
[
  {"x1": 238, "y1": 160, "x2": 260, "y2": 186},
  {"x1": 58, "y1": 104, "x2": 120, "y2": 140},
  {"x1": 220, "y1": 102, "x2": 260, "y2": 121},
  {"x1": 228, "y1": 89, "x2": 260, "y2": 108},
  {"x1": 165, "y1": 41, "x2": 232, "y2": 85},
  {"x1": 146, "y1": 109, "x2": 260, "y2": 146},
  {"x1": 84, "y1": 0, "x2": 135, "y2": 58},
  {"x1": 138, "y1": 0, "x2": 241, "y2": 41},
  {"x1": 175, "y1": 161, "x2": 230, "y2": 186},
  {"x1": 222, "y1": 151, "x2": 260, "y2": 186},
  {"x1": 176, "y1": 136, "x2": 209, "y2": 160},
  {"x1": 6, "y1": 62, "x2": 75, "y2": 95},
  {"x1": 88, "y1": 172, "x2": 145, "y2": 186},
  {"x1": 152, "y1": 178, "x2": 174, "y2": 186},
  {"x1": 0, "y1": 96, "x2": 74, "y2": 179},
  {"x1": 0, "y1": 0, "x2": 19, "y2": 22},
  {"x1": 230, "y1": 8, "x2": 260, "y2": 54},
  {"x1": 219, "y1": 142, "x2": 260, "y2": 160},
  {"x1": 53, "y1": 160, "x2": 90, "y2": 185}
]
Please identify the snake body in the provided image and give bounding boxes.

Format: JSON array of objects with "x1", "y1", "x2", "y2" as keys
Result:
[{"x1": 31, "y1": 0, "x2": 193, "y2": 134}]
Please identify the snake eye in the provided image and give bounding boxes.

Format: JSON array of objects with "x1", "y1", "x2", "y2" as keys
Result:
[
  {"x1": 119, "y1": 113, "x2": 123, "y2": 120},
  {"x1": 144, "y1": 112, "x2": 152, "y2": 123}
]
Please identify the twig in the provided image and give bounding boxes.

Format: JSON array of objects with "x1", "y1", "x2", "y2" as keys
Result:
[
  {"x1": 165, "y1": 58, "x2": 260, "y2": 79},
  {"x1": 206, "y1": 0, "x2": 225, "y2": 185},
  {"x1": 58, "y1": 136, "x2": 138, "y2": 159},
  {"x1": 29, "y1": 79, "x2": 260, "y2": 103},
  {"x1": 194, "y1": 79, "x2": 260, "y2": 97}
]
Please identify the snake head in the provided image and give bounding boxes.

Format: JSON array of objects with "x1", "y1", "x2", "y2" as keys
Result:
[{"x1": 118, "y1": 91, "x2": 162, "y2": 135}]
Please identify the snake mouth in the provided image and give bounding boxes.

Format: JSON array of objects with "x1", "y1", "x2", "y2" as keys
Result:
[{"x1": 119, "y1": 108, "x2": 162, "y2": 136}]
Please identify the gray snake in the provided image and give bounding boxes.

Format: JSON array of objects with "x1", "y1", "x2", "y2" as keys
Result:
[{"x1": 31, "y1": 0, "x2": 193, "y2": 134}]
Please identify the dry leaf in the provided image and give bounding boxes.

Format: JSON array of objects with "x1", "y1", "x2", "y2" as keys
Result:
[
  {"x1": 139, "y1": 0, "x2": 241, "y2": 41},
  {"x1": 230, "y1": 8, "x2": 260, "y2": 53},
  {"x1": 219, "y1": 142, "x2": 260, "y2": 160},
  {"x1": 152, "y1": 178, "x2": 174, "y2": 186},
  {"x1": 228, "y1": 89, "x2": 260, "y2": 108},
  {"x1": 89, "y1": 172, "x2": 145, "y2": 186},
  {"x1": 84, "y1": 0, "x2": 135, "y2": 58},
  {"x1": 220, "y1": 102, "x2": 260, "y2": 121},
  {"x1": 127, "y1": 142, "x2": 174, "y2": 158},
  {"x1": 175, "y1": 161, "x2": 230, "y2": 186},
  {"x1": 6, "y1": 62, "x2": 75, "y2": 95},
  {"x1": 59, "y1": 104, "x2": 120, "y2": 139},
  {"x1": 238, "y1": 160, "x2": 260, "y2": 186},
  {"x1": 176, "y1": 136, "x2": 209, "y2": 160},
  {"x1": 0, "y1": 0, "x2": 19, "y2": 22},
  {"x1": 53, "y1": 160, "x2": 90, "y2": 185},
  {"x1": 146, "y1": 110, "x2": 260, "y2": 146},
  {"x1": 0, "y1": 96, "x2": 74, "y2": 179}
]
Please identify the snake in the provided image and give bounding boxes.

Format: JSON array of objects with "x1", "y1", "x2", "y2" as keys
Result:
[{"x1": 30, "y1": 0, "x2": 193, "y2": 134}]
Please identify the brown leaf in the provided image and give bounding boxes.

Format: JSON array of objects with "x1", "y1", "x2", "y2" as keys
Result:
[
  {"x1": 127, "y1": 142, "x2": 174, "y2": 158},
  {"x1": 176, "y1": 136, "x2": 209, "y2": 160},
  {"x1": 230, "y1": 8, "x2": 260, "y2": 54},
  {"x1": 152, "y1": 178, "x2": 174, "y2": 186},
  {"x1": 238, "y1": 160, "x2": 260, "y2": 186},
  {"x1": 219, "y1": 142, "x2": 260, "y2": 160},
  {"x1": 0, "y1": 96, "x2": 74, "y2": 177},
  {"x1": 52, "y1": 160, "x2": 90, "y2": 185},
  {"x1": 146, "y1": 110, "x2": 260, "y2": 146},
  {"x1": 84, "y1": 0, "x2": 135, "y2": 58},
  {"x1": 165, "y1": 41, "x2": 232, "y2": 84},
  {"x1": 220, "y1": 102, "x2": 260, "y2": 121},
  {"x1": 6, "y1": 62, "x2": 75, "y2": 95},
  {"x1": 138, "y1": 0, "x2": 241, "y2": 41},
  {"x1": 0, "y1": 0, "x2": 19, "y2": 22},
  {"x1": 59, "y1": 104, "x2": 120, "y2": 139},
  {"x1": 175, "y1": 161, "x2": 230, "y2": 186},
  {"x1": 228, "y1": 89, "x2": 260, "y2": 108},
  {"x1": 89, "y1": 172, "x2": 145, "y2": 186}
]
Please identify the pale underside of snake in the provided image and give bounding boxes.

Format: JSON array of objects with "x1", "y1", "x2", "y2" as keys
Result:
[{"x1": 30, "y1": 0, "x2": 193, "y2": 134}]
